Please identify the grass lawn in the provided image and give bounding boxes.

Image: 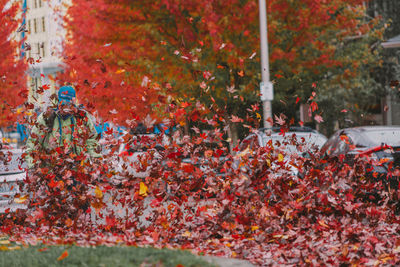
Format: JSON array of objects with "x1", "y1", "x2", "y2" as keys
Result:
[{"x1": 0, "y1": 245, "x2": 215, "y2": 267}]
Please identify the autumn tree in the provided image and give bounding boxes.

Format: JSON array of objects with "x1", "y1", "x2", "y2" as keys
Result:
[
  {"x1": 58, "y1": 0, "x2": 161, "y2": 125},
  {"x1": 266, "y1": 0, "x2": 384, "y2": 132},
  {"x1": 62, "y1": 0, "x2": 384, "y2": 138},
  {"x1": 366, "y1": 0, "x2": 400, "y2": 126},
  {"x1": 0, "y1": 0, "x2": 27, "y2": 126}
]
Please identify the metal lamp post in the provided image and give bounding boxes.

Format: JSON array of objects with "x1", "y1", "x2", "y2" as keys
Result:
[{"x1": 258, "y1": 0, "x2": 273, "y2": 128}]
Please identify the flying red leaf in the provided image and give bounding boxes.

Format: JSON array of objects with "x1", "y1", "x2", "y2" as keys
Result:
[
  {"x1": 274, "y1": 114, "x2": 286, "y2": 126},
  {"x1": 314, "y1": 114, "x2": 324, "y2": 123},
  {"x1": 231, "y1": 115, "x2": 243, "y2": 123}
]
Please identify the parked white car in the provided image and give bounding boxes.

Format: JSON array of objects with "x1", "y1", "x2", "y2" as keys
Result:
[
  {"x1": 235, "y1": 127, "x2": 327, "y2": 176},
  {"x1": 239, "y1": 127, "x2": 327, "y2": 153},
  {"x1": 0, "y1": 145, "x2": 27, "y2": 213}
]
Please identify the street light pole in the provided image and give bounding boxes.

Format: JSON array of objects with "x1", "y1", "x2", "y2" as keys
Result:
[{"x1": 258, "y1": 0, "x2": 273, "y2": 128}]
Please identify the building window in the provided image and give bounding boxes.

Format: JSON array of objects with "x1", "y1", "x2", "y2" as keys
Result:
[
  {"x1": 33, "y1": 18, "x2": 37, "y2": 33},
  {"x1": 39, "y1": 0, "x2": 42, "y2": 8},
  {"x1": 41, "y1": 17, "x2": 45, "y2": 32},
  {"x1": 34, "y1": 0, "x2": 37, "y2": 9},
  {"x1": 28, "y1": 20, "x2": 31, "y2": 33},
  {"x1": 41, "y1": 42, "x2": 45, "y2": 58},
  {"x1": 37, "y1": 43, "x2": 40, "y2": 56},
  {"x1": 31, "y1": 77, "x2": 41, "y2": 99}
]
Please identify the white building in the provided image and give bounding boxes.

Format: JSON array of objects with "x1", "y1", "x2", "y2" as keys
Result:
[{"x1": 24, "y1": 0, "x2": 66, "y2": 108}]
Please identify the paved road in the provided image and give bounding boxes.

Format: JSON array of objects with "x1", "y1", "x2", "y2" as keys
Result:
[{"x1": 90, "y1": 188, "x2": 218, "y2": 227}]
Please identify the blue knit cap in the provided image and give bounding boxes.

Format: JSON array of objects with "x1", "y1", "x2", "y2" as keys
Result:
[{"x1": 58, "y1": 86, "x2": 76, "y2": 105}]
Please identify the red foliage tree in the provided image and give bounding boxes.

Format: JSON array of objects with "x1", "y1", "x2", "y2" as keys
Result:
[
  {"x1": 59, "y1": 0, "x2": 160, "y2": 125},
  {"x1": 61, "y1": 0, "x2": 382, "y2": 131},
  {"x1": 0, "y1": 0, "x2": 27, "y2": 127}
]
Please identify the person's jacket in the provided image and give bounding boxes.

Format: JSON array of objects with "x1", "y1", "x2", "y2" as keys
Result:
[{"x1": 25, "y1": 109, "x2": 101, "y2": 169}]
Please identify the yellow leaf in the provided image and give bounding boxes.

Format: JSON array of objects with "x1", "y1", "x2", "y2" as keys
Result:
[
  {"x1": 95, "y1": 186, "x2": 103, "y2": 199},
  {"x1": 139, "y1": 182, "x2": 148, "y2": 197},
  {"x1": 0, "y1": 246, "x2": 9, "y2": 251},
  {"x1": 278, "y1": 154, "x2": 284, "y2": 162},
  {"x1": 57, "y1": 250, "x2": 69, "y2": 261},
  {"x1": 182, "y1": 231, "x2": 191, "y2": 237},
  {"x1": 0, "y1": 240, "x2": 10, "y2": 245},
  {"x1": 14, "y1": 195, "x2": 28, "y2": 204},
  {"x1": 251, "y1": 226, "x2": 259, "y2": 231},
  {"x1": 266, "y1": 159, "x2": 271, "y2": 167}
]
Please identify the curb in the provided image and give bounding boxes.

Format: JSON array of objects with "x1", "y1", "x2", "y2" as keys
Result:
[{"x1": 202, "y1": 256, "x2": 256, "y2": 267}]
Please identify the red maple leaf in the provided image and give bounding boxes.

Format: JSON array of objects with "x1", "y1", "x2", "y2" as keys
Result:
[{"x1": 274, "y1": 114, "x2": 286, "y2": 126}]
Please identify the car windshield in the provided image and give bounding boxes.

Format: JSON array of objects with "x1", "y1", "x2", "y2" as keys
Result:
[
  {"x1": 360, "y1": 129, "x2": 400, "y2": 147},
  {"x1": 262, "y1": 132, "x2": 327, "y2": 152}
]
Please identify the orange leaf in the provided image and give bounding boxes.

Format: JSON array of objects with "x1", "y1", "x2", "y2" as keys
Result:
[
  {"x1": 57, "y1": 250, "x2": 69, "y2": 261},
  {"x1": 318, "y1": 220, "x2": 329, "y2": 228}
]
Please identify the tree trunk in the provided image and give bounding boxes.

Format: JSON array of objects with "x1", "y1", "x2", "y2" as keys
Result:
[
  {"x1": 184, "y1": 116, "x2": 190, "y2": 136},
  {"x1": 227, "y1": 121, "x2": 239, "y2": 152}
]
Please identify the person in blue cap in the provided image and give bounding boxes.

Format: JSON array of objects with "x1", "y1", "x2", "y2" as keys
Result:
[
  {"x1": 25, "y1": 85, "x2": 101, "y2": 169},
  {"x1": 24, "y1": 85, "x2": 102, "y2": 226}
]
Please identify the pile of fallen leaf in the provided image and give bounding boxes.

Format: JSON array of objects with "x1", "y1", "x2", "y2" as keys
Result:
[{"x1": 1, "y1": 124, "x2": 400, "y2": 266}]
